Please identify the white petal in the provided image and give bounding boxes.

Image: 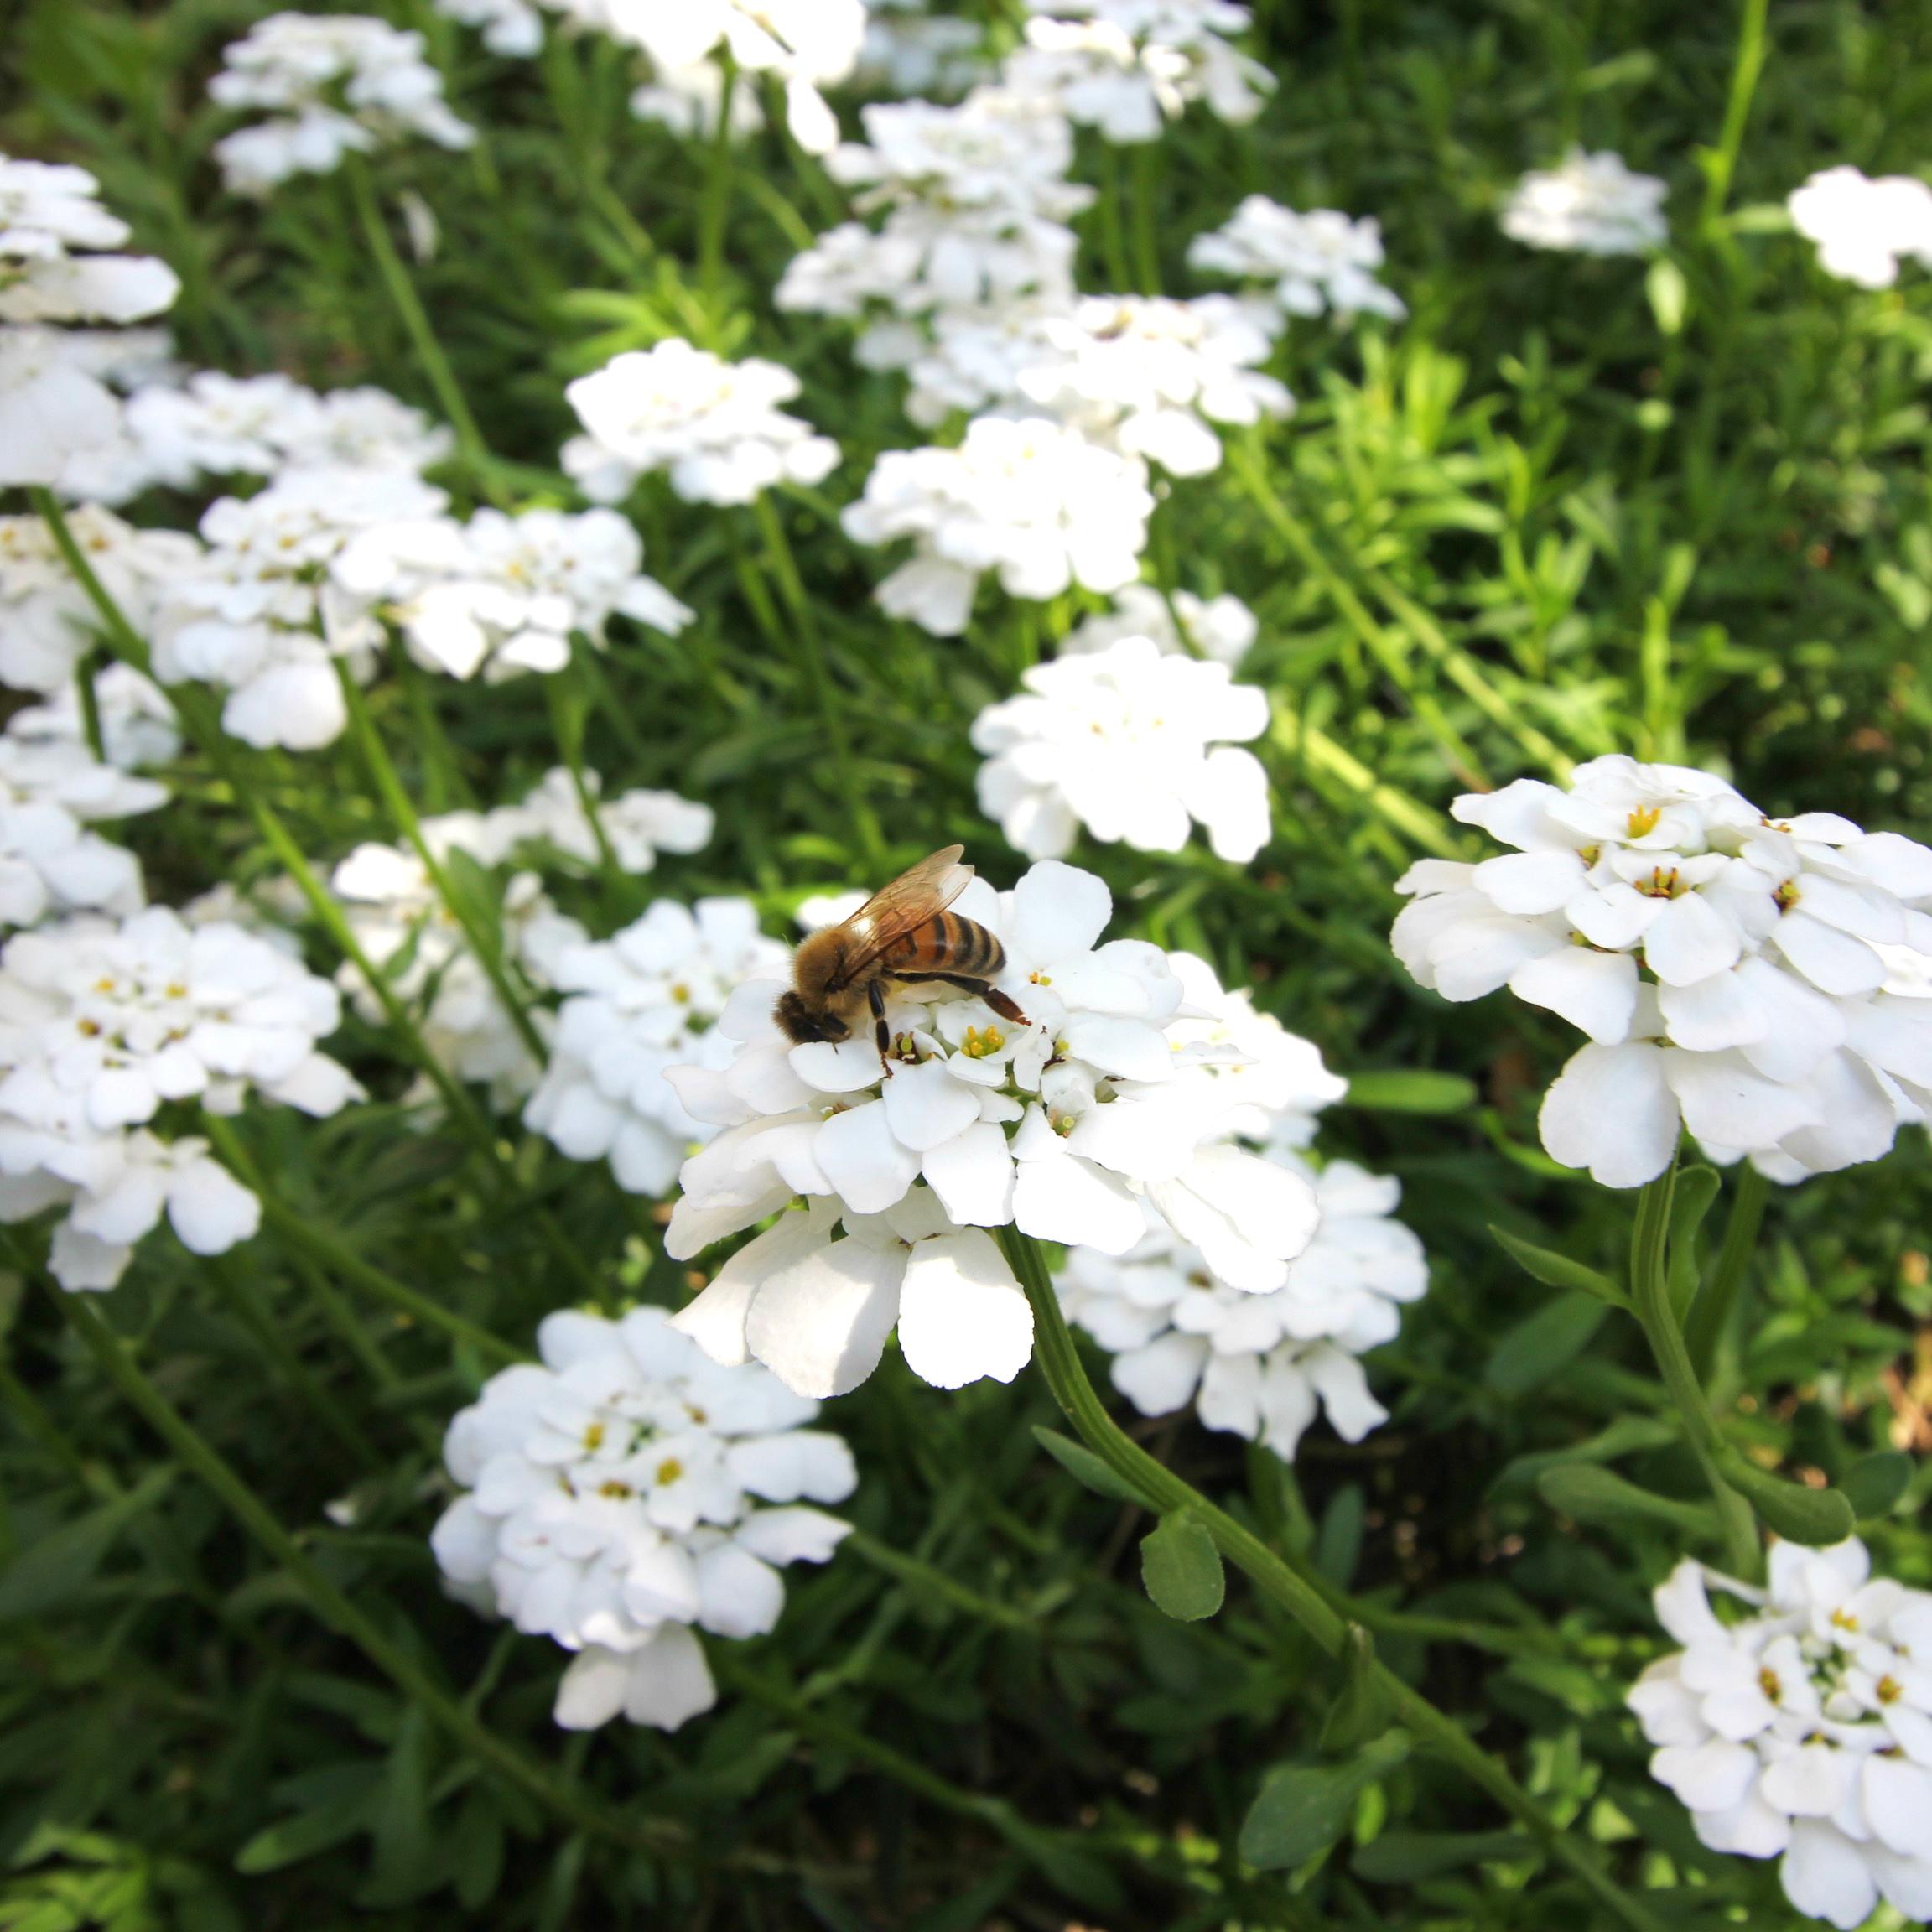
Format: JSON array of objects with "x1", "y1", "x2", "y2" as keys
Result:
[
  {"x1": 1508, "y1": 946, "x2": 1639, "y2": 1043},
  {"x1": 621, "y1": 1625, "x2": 717, "y2": 1731},
  {"x1": 895, "y1": 1229, "x2": 1033, "y2": 1389},
  {"x1": 920, "y1": 1119, "x2": 1015, "y2": 1227},
  {"x1": 814, "y1": 1099, "x2": 920, "y2": 1213},
  {"x1": 553, "y1": 1647, "x2": 632, "y2": 1731},
  {"x1": 1781, "y1": 1819, "x2": 1879, "y2": 1932},
  {"x1": 881, "y1": 1058, "x2": 981, "y2": 1151},
  {"x1": 1643, "y1": 893, "x2": 1742, "y2": 986},
  {"x1": 164, "y1": 1157, "x2": 261, "y2": 1255},
  {"x1": 1109, "y1": 1331, "x2": 1208, "y2": 1415},
  {"x1": 1538, "y1": 1041, "x2": 1679, "y2": 1187},
  {"x1": 744, "y1": 1234, "x2": 904, "y2": 1398},
  {"x1": 733, "y1": 1505, "x2": 852, "y2": 1566}
]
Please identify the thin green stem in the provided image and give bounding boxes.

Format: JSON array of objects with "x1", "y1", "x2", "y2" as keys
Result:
[
  {"x1": 335, "y1": 666, "x2": 548, "y2": 1064},
  {"x1": 841, "y1": 1528, "x2": 1037, "y2": 1631},
  {"x1": 699, "y1": 60, "x2": 739, "y2": 322},
  {"x1": 1685, "y1": 1165, "x2": 1770, "y2": 1383},
  {"x1": 45, "y1": 1280, "x2": 672, "y2": 1853},
  {"x1": 1003, "y1": 1230, "x2": 1669, "y2": 1932},
  {"x1": 544, "y1": 665, "x2": 630, "y2": 895},
  {"x1": 1701, "y1": 0, "x2": 1771, "y2": 228},
  {"x1": 343, "y1": 160, "x2": 503, "y2": 502},
  {"x1": 749, "y1": 495, "x2": 886, "y2": 873},
  {"x1": 1629, "y1": 1173, "x2": 1762, "y2": 1580},
  {"x1": 1129, "y1": 141, "x2": 1162, "y2": 293},
  {"x1": 1098, "y1": 148, "x2": 1134, "y2": 290},
  {"x1": 75, "y1": 654, "x2": 106, "y2": 762}
]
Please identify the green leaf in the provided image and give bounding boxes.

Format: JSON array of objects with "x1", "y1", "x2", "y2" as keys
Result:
[
  {"x1": 1239, "y1": 1731, "x2": 1411, "y2": 1871},
  {"x1": 1493, "y1": 1415, "x2": 1681, "y2": 1493},
  {"x1": 234, "y1": 1776, "x2": 380, "y2": 1874},
  {"x1": 1536, "y1": 1466, "x2": 1716, "y2": 1535},
  {"x1": 1840, "y1": 1452, "x2": 1913, "y2": 1521},
  {"x1": 0, "y1": 1471, "x2": 172, "y2": 1621},
  {"x1": 1645, "y1": 257, "x2": 1690, "y2": 336},
  {"x1": 1716, "y1": 1453, "x2": 1857, "y2": 1547},
  {"x1": 1489, "y1": 1226, "x2": 1629, "y2": 1311},
  {"x1": 1031, "y1": 1427, "x2": 1156, "y2": 1508},
  {"x1": 1319, "y1": 1623, "x2": 1390, "y2": 1755},
  {"x1": 1485, "y1": 1291, "x2": 1613, "y2": 1395},
  {"x1": 1343, "y1": 1070, "x2": 1477, "y2": 1114},
  {"x1": 1140, "y1": 1512, "x2": 1224, "y2": 1622},
  {"x1": 1666, "y1": 1166, "x2": 1722, "y2": 1321},
  {"x1": 1351, "y1": 1828, "x2": 1539, "y2": 1881}
]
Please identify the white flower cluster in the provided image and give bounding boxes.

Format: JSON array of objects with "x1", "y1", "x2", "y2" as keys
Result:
[
  {"x1": 1499, "y1": 148, "x2": 1669, "y2": 257},
  {"x1": 435, "y1": 0, "x2": 544, "y2": 57},
  {"x1": 1060, "y1": 961, "x2": 1423, "y2": 1461},
  {"x1": 527, "y1": 899, "x2": 792, "y2": 1197},
  {"x1": 1788, "y1": 166, "x2": 1932, "y2": 289},
  {"x1": 209, "y1": 13, "x2": 475, "y2": 195},
  {"x1": 5, "y1": 663, "x2": 179, "y2": 773},
  {"x1": 1187, "y1": 195, "x2": 1406, "y2": 326},
  {"x1": 149, "y1": 466, "x2": 449, "y2": 751},
  {"x1": 432, "y1": 1306, "x2": 855, "y2": 1732},
  {"x1": 330, "y1": 504, "x2": 692, "y2": 682},
  {"x1": 0, "y1": 154, "x2": 180, "y2": 493},
  {"x1": 0, "y1": 736, "x2": 166, "y2": 930},
  {"x1": 0, "y1": 906, "x2": 360, "y2": 1290},
  {"x1": 1392, "y1": 756, "x2": 1932, "y2": 1187},
  {"x1": 667, "y1": 860, "x2": 1321, "y2": 1400},
  {"x1": 122, "y1": 371, "x2": 454, "y2": 493},
  {"x1": 562, "y1": 339, "x2": 839, "y2": 507},
  {"x1": 1005, "y1": 0, "x2": 1272, "y2": 144},
  {"x1": 841, "y1": 415, "x2": 1154, "y2": 636},
  {"x1": 0, "y1": 506, "x2": 198, "y2": 694},
  {"x1": 1630, "y1": 1541, "x2": 1932, "y2": 1929},
  {"x1": 971, "y1": 635, "x2": 1270, "y2": 862},
  {"x1": 1063, "y1": 583, "x2": 1256, "y2": 667},
  {"x1": 857, "y1": 3, "x2": 989, "y2": 96}
]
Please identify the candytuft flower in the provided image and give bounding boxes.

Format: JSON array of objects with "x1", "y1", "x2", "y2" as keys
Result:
[
  {"x1": 1392, "y1": 756, "x2": 1932, "y2": 1185},
  {"x1": 665, "y1": 859, "x2": 1319, "y2": 1399},
  {"x1": 1629, "y1": 1540, "x2": 1932, "y2": 1929},
  {"x1": 431, "y1": 1305, "x2": 854, "y2": 1732},
  {"x1": 1500, "y1": 148, "x2": 1668, "y2": 257},
  {"x1": 1787, "y1": 165, "x2": 1932, "y2": 288},
  {"x1": 1187, "y1": 195, "x2": 1405, "y2": 325}
]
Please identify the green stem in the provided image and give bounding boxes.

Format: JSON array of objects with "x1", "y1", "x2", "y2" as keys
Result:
[
  {"x1": 1002, "y1": 1230, "x2": 1669, "y2": 1932},
  {"x1": 1629, "y1": 1173, "x2": 1761, "y2": 1580},
  {"x1": 1685, "y1": 1165, "x2": 1770, "y2": 1383},
  {"x1": 1098, "y1": 148, "x2": 1134, "y2": 291},
  {"x1": 343, "y1": 160, "x2": 503, "y2": 502},
  {"x1": 842, "y1": 1528, "x2": 1037, "y2": 1631},
  {"x1": 1701, "y1": 0, "x2": 1771, "y2": 228},
  {"x1": 544, "y1": 665, "x2": 630, "y2": 895},
  {"x1": 75, "y1": 653, "x2": 106, "y2": 762},
  {"x1": 45, "y1": 1280, "x2": 672, "y2": 1854},
  {"x1": 335, "y1": 666, "x2": 548, "y2": 1065},
  {"x1": 1129, "y1": 141, "x2": 1162, "y2": 293},
  {"x1": 699, "y1": 60, "x2": 739, "y2": 323},
  {"x1": 748, "y1": 495, "x2": 886, "y2": 873}
]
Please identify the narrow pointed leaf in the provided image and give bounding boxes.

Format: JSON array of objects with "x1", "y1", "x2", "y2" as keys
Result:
[
  {"x1": 1489, "y1": 1226, "x2": 1629, "y2": 1310},
  {"x1": 1239, "y1": 1731, "x2": 1412, "y2": 1870}
]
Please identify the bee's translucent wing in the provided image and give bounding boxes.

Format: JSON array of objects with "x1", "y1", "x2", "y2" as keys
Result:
[{"x1": 837, "y1": 845, "x2": 975, "y2": 977}]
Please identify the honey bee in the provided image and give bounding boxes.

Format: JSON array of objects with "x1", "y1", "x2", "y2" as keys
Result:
[{"x1": 776, "y1": 845, "x2": 1029, "y2": 1056}]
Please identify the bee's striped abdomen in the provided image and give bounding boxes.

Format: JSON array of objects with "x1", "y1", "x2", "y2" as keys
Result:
[{"x1": 883, "y1": 913, "x2": 1005, "y2": 982}]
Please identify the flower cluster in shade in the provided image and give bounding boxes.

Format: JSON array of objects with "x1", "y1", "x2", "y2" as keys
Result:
[
  {"x1": 1787, "y1": 166, "x2": 1932, "y2": 289},
  {"x1": 1187, "y1": 195, "x2": 1406, "y2": 327},
  {"x1": 665, "y1": 860, "x2": 1321, "y2": 1401},
  {"x1": 431, "y1": 1306, "x2": 855, "y2": 1732},
  {"x1": 562, "y1": 339, "x2": 840, "y2": 507},
  {"x1": 0, "y1": 906, "x2": 361, "y2": 1290},
  {"x1": 0, "y1": 154, "x2": 180, "y2": 494},
  {"x1": 1629, "y1": 1541, "x2": 1932, "y2": 1929},
  {"x1": 1059, "y1": 959, "x2": 1426, "y2": 1461},
  {"x1": 971, "y1": 635, "x2": 1271, "y2": 862},
  {"x1": 209, "y1": 13, "x2": 475, "y2": 194},
  {"x1": 1392, "y1": 757, "x2": 1932, "y2": 1187},
  {"x1": 527, "y1": 899, "x2": 792, "y2": 1197},
  {"x1": 1499, "y1": 148, "x2": 1668, "y2": 257}
]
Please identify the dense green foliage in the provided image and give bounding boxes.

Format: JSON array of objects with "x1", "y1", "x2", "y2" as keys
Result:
[{"x1": 3, "y1": 1, "x2": 1931, "y2": 1927}]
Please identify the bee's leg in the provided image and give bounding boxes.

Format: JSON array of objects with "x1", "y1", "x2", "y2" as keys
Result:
[
  {"x1": 869, "y1": 977, "x2": 893, "y2": 1062},
  {"x1": 895, "y1": 972, "x2": 1030, "y2": 1029}
]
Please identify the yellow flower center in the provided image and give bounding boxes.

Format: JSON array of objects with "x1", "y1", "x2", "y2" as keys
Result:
[{"x1": 1626, "y1": 805, "x2": 1661, "y2": 838}]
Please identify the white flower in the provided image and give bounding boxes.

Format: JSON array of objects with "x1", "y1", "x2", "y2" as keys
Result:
[
  {"x1": 1629, "y1": 1540, "x2": 1932, "y2": 1929},
  {"x1": 1187, "y1": 195, "x2": 1406, "y2": 325},
  {"x1": 330, "y1": 835, "x2": 584, "y2": 1109},
  {"x1": 666, "y1": 859, "x2": 1319, "y2": 1397},
  {"x1": 0, "y1": 906, "x2": 358, "y2": 1290},
  {"x1": 123, "y1": 371, "x2": 453, "y2": 489},
  {"x1": 209, "y1": 13, "x2": 475, "y2": 195},
  {"x1": 434, "y1": 0, "x2": 545, "y2": 56},
  {"x1": 1005, "y1": 0, "x2": 1272, "y2": 143},
  {"x1": 1787, "y1": 166, "x2": 1932, "y2": 288},
  {"x1": 0, "y1": 506, "x2": 200, "y2": 693},
  {"x1": 631, "y1": 59, "x2": 767, "y2": 139},
  {"x1": 493, "y1": 768, "x2": 714, "y2": 876},
  {"x1": 856, "y1": 9, "x2": 988, "y2": 96},
  {"x1": 5, "y1": 665, "x2": 180, "y2": 773},
  {"x1": 430, "y1": 1304, "x2": 854, "y2": 1731},
  {"x1": 1061, "y1": 1156, "x2": 1424, "y2": 1460},
  {"x1": 1063, "y1": 583, "x2": 1256, "y2": 667},
  {"x1": 527, "y1": 898, "x2": 792, "y2": 1195},
  {"x1": 972, "y1": 636, "x2": 1271, "y2": 862},
  {"x1": 842, "y1": 416, "x2": 1154, "y2": 635},
  {"x1": 331, "y1": 505, "x2": 691, "y2": 681},
  {"x1": 1500, "y1": 148, "x2": 1669, "y2": 257},
  {"x1": 562, "y1": 340, "x2": 839, "y2": 506},
  {"x1": 149, "y1": 465, "x2": 448, "y2": 750},
  {"x1": 0, "y1": 737, "x2": 167, "y2": 928},
  {"x1": 0, "y1": 154, "x2": 181, "y2": 328},
  {"x1": 1392, "y1": 756, "x2": 1932, "y2": 1185}
]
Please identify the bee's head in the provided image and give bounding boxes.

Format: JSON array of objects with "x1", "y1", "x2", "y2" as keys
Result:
[{"x1": 774, "y1": 990, "x2": 848, "y2": 1045}]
